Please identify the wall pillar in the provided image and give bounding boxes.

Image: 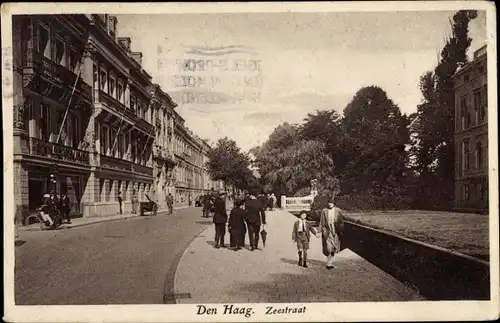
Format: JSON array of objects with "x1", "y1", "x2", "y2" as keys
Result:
[{"x1": 14, "y1": 162, "x2": 29, "y2": 225}]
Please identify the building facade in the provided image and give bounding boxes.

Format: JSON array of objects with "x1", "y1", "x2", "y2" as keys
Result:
[
  {"x1": 13, "y1": 14, "x2": 94, "y2": 221},
  {"x1": 453, "y1": 45, "x2": 488, "y2": 212},
  {"x1": 13, "y1": 14, "x2": 219, "y2": 223},
  {"x1": 172, "y1": 118, "x2": 220, "y2": 207}
]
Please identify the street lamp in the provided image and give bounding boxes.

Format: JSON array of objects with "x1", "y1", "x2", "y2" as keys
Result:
[{"x1": 49, "y1": 164, "x2": 58, "y2": 194}]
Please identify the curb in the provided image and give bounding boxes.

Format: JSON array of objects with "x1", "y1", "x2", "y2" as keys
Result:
[
  {"x1": 19, "y1": 210, "x2": 173, "y2": 232},
  {"x1": 165, "y1": 225, "x2": 212, "y2": 304}
]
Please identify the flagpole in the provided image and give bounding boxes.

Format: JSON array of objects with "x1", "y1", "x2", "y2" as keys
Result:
[
  {"x1": 56, "y1": 59, "x2": 84, "y2": 144},
  {"x1": 110, "y1": 108, "x2": 126, "y2": 154}
]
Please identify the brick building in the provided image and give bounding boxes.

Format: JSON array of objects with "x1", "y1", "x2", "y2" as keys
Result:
[{"x1": 453, "y1": 45, "x2": 488, "y2": 212}]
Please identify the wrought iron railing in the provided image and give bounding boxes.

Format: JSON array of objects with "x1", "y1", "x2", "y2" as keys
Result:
[
  {"x1": 133, "y1": 163, "x2": 153, "y2": 176},
  {"x1": 99, "y1": 154, "x2": 132, "y2": 172},
  {"x1": 31, "y1": 51, "x2": 92, "y2": 99},
  {"x1": 136, "y1": 117, "x2": 155, "y2": 134},
  {"x1": 99, "y1": 153, "x2": 153, "y2": 177},
  {"x1": 98, "y1": 90, "x2": 136, "y2": 120},
  {"x1": 28, "y1": 137, "x2": 90, "y2": 165}
]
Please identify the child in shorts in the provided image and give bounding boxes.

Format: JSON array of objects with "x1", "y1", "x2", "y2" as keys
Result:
[{"x1": 292, "y1": 211, "x2": 319, "y2": 268}]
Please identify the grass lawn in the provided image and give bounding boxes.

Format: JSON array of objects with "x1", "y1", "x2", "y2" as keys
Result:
[{"x1": 345, "y1": 210, "x2": 490, "y2": 261}]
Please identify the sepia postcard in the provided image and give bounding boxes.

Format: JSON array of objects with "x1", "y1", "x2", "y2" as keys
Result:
[{"x1": 2, "y1": 2, "x2": 499, "y2": 322}]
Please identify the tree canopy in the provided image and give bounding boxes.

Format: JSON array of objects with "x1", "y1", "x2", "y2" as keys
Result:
[{"x1": 206, "y1": 137, "x2": 258, "y2": 193}]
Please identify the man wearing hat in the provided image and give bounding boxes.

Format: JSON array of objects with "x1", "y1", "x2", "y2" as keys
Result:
[
  {"x1": 245, "y1": 191, "x2": 266, "y2": 251},
  {"x1": 212, "y1": 191, "x2": 228, "y2": 248}
]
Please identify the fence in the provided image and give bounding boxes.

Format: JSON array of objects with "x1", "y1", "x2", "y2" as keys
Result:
[{"x1": 280, "y1": 195, "x2": 314, "y2": 212}]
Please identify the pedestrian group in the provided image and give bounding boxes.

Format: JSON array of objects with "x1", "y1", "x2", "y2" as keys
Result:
[{"x1": 204, "y1": 190, "x2": 271, "y2": 251}]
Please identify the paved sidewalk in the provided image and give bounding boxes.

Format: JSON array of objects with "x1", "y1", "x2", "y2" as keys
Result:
[
  {"x1": 174, "y1": 210, "x2": 425, "y2": 303},
  {"x1": 18, "y1": 206, "x2": 188, "y2": 232}
]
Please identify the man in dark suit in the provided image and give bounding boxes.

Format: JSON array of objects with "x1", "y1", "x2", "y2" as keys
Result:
[
  {"x1": 212, "y1": 192, "x2": 228, "y2": 248},
  {"x1": 257, "y1": 191, "x2": 268, "y2": 211},
  {"x1": 48, "y1": 189, "x2": 61, "y2": 226},
  {"x1": 245, "y1": 193, "x2": 266, "y2": 251}
]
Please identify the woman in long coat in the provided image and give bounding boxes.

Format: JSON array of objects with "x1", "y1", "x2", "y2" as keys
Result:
[{"x1": 318, "y1": 199, "x2": 344, "y2": 269}]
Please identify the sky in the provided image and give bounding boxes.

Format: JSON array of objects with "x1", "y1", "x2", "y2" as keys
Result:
[{"x1": 117, "y1": 11, "x2": 487, "y2": 152}]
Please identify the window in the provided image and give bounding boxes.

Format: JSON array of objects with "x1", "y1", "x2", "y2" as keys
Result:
[
  {"x1": 54, "y1": 36, "x2": 65, "y2": 66},
  {"x1": 476, "y1": 142, "x2": 484, "y2": 170},
  {"x1": 40, "y1": 105, "x2": 50, "y2": 140},
  {"x1": 100, "y1": 125, "x2": 109, "y2": 155},
  {"x1": 72, "y1": 115, "x2": 80, "y2": 148},
  {"x1": 459, "y1": 96, "x2": 467, "y2": 130},
  {"x1": 479, "y1": 182, "x2": 487, "y2": 201},
  {"x1": 111, "y1": 130, "x2": 117, "y2": 156},
  {"x1": 117, "y1": 83, "x2": 123, "y2": 103},
  {"x1": 109, "y1": 77, "x2": 116, "y2": 97},
  {"x1": 473, "y1": 89, "x2": 481, "y2": 124},
  {"x1": 118, "y1": 134, "x2": 125, "y2": 158},
  {"x1": 99, "y1": 69, "x2": 107, "y2": 92},
  {"x1": 463, "y1": 184, "x2": 469, "y2": 200},
  {"x1": 478, "y1": 64, "x2": 485, "y2": 74},
  {"x1": 69, "y1": 48, "x2": 78, "y2": 72},
  {"x1": 130, "y1": 95, "x2": 136, "y2": 112},
  {"x1": 93, "y1": 65, "x2": 98, "y2": 88},
  {"x1": 38, "y1": 24, "x2": 50, "y2": 58},
  {"x1": 463, "y1": 140, "x2": 470, "y2": 171},
  {"x1": 481, "y1": 85, "x2": 487, "y2": 121}
]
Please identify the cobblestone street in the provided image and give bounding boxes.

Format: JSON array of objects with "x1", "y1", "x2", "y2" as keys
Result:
[{"x1": 174, "y1": 210, "x2": 425, "y2": 303}]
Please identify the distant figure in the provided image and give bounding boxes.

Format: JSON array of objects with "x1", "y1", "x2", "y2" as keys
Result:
[
  {"x1": 48, "y1": 190, "x2": 61, "y2": 227},
  {"x1": 270, "y1": 193, "x2": 277, "y2": 211},
  {"x1": 212, "y1": 192, "x2": 228, "y2": 248},
  {"x1": 292, "y1": 211, "x2": 319, "y2": 268},
  {"x1": 131, "y1": 190, "x2": 138, "y2": 214},
  {"x1": 245, "y1": 193, "x2": 266, "y2": 251},
  {"x1": 228, "y1": 199, "x2": 247, "y2": 251},
  {"x1": 117, "y1": 191, "x2": 123, "y2": 214},
  {"x1": 257, "y1": 192, "x2": 268, "y2": 212},
  {"x1": 319, "y1": 199, "x2": 344, "y2": 269},
  {"x1": 202, "y1": 194, "x2": 213, "y2": 218},
  {"x1": 59, "y1": 191, "x2": 71, "y2": 224},
  {"x1": 166, "y1": 193, "x2": 174, "y2": 215}
]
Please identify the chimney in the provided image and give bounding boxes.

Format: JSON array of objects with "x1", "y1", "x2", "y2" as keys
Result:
[
  {"x1": 131, "y1": 52, "x2": 143, "y2": 66},
  {"x1": 118, "y1": 37, "x2": 131, "y2": 52},
  {"x1": 108, "y1": 16, "x2": 117, "y2": 41}
]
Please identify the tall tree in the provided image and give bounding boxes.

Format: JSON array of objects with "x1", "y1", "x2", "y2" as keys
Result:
[
  {"x1": 341, "y1": 86, "x2": 410, "y2": 198},
  {"x1": 412, "y1": 10, "x2": 477, "y2": 207}
]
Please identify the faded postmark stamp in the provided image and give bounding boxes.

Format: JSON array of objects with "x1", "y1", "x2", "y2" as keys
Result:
[{"x1": 157, "y1": 45, "x2": 263, "y2": 105}]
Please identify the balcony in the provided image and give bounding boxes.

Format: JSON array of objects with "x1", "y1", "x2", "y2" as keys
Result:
[
  {"x1": 98, "y1": 90, "x2": 136, "y2": 120},
  {"x1": 99, "y1": 154, "x2": 153, "y2": 177},
  {"x1": 136, "y1": 117, "x2": 155, "y2": 135},
  {"x1": 28, "y1": 137, "x2": 90, "y2": 166},
  {"x1": 133, "y1": 163, "x2": 153, "y2": 177},
  {"x1": 153, "y1": 145, "x2": 175, "y2": 164},
  {"x1": 30, "y1": 51, "x2": 92, "y2": 100}
]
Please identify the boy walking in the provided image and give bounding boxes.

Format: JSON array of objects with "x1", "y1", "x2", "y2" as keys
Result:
[{"x1": 292, "y1": 211, "x2": 319, "y2": 268}]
